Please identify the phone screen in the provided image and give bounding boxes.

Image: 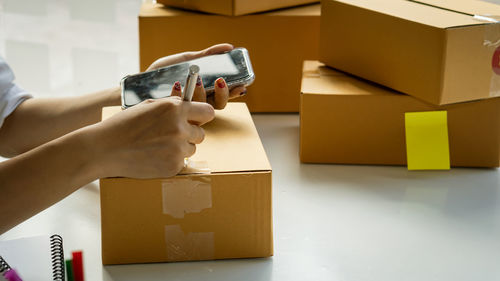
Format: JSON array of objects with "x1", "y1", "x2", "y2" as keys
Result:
[{"x1": 122, "y1": 48, "x2": 252, "y2": 107}]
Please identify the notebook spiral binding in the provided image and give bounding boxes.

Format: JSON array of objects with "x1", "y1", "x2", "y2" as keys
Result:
[
  {"x1": 50, "y1": 234, "x2": 65, "y2": 281},
  {"x1": 0, "y1": 255, "x2": 11, "y2": 274}
]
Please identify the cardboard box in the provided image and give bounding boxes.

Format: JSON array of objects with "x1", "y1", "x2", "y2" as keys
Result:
[
  {"x1": 139, "y1": 2, "x2": 320, "y2": 112},
  {"x1": 100, "y1": 103, "x2": 273, "y2": 265},
  {"x1": 300, "y1": 61, "x2": 500, "y2": 167},
  {"x1": 319, "y1": 0, "x2": 500, "y2": 105},
  {"x1": 157, "y1": 0, "x2": 319, "y2": 16}
]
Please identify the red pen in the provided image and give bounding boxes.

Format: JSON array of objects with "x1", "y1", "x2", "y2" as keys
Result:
[{"x1": 72, "y1": 251, "x2": 84, "y2": 281}]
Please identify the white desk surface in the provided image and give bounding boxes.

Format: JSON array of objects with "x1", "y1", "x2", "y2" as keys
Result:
[{"x1": 1, "y1": 114, "x2": 500, "y2": 281}]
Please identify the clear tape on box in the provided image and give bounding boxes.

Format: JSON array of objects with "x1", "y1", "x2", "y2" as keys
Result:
[
  {"x1": 164, "y1": 225, "x2": 214, "y2": 261},
  {"x1": 161, "y1": 176, "x2": 212, "y2": 218},
  {"x1": 483, "y1": 20, "x2": 500, "y2": 97},
  {"x1": 161, "y1": 175, "x2": 214, "y2": 260},
  {"x1": 179, "y1": 159, "x2": 211, "y2": 175}
]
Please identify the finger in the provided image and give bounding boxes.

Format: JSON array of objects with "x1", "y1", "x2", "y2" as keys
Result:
[
  {"x1": 185, "y1": 143, "x2": 197, "y2": 158},
  {"x1": 180, "y1": 43, "x2": 234, "y2": 63},
  {"x1": 192, "y1": 76, "x2": 207, "y2": 102},
  {"x1": 206, "y1": 94, "x2": 215, "y2": 107},
  {"x1": 186, "y1": 102, "x2": 215, "y2": 125},
  {"x1": 200, "y1": 43, "x2": 234, "y2": 56},
  {"x1": 171, "y1": 81, "x2": 182, "y2": 97},
  {"x1": 229, "y1": 86, "x2": 247, "y2": 99},
  {"x1": 187, "y1": 125, "x2": 205, "y2": 144},
  {"x1": 147, "y1": 43, "x2": 234, "y2": 71},
  {"x1": 213, "y1": 78, "x2": 229, "y2": 109},
  {"x1": 137, "y1": 98, "x2": 157, "y2": 106}
]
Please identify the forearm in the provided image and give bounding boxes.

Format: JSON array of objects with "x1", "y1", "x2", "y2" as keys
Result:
[
  {"x1": 0, "y1": 87, "x2": 121, "y2": 157},
  {"x1": 0, "y1": 126, "x2": 101, "y2": 234}
]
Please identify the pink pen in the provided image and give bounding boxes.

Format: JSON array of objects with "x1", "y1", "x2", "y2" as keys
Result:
[{"x1": 3, "y1": 269, "x2": 23, "y2": 281}]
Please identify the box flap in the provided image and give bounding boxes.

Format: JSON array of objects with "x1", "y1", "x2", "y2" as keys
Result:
[
  {"x1": 301, "y1": 61, "x2": 399, "y2": 96},
  {"x1": 263, "y1": 3, "x2": 320, "y2": 16},
  {"x1": 191, "y1": 103, "x2": 271, "y2": 173},
  {"x1": 140, "y1": 3, "x2": 192, "y2": 17},
  {"x1": 102, "y1": 103, "x2": 271, "y2": 174},
  {"x1": 332, "y1": 0, "x2": 487, "y2": 28},
  {"x1": 157, "y1": 0, "x2": 234, "y2": 16},
  {"x1": 140, "y1": 2, "x2": 319, "y2": 17},
  {"x1": 234, "y1": 0, "x2": 319, "y2": 16},
  {"x1": 411, "y1": 0, "x2": 500, "y2": 19}
]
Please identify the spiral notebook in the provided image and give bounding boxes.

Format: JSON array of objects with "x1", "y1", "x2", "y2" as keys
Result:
[{"x1": 0, "y1": 234, "x2": 65, "y2": 281}]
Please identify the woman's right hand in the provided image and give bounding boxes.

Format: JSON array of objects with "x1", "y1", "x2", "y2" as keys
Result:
[{"x1": 87, "y1": 96, "x2": 215, "y2": 179}]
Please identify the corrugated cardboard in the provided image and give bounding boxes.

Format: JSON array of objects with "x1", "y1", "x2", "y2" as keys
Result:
[
  {"x1": 300, "y1": 61, "x2": 500, "y2": 167},
  {"x1": 157, "y1": 0, "x2": 319, "y2": 16},
  {"x1": 100, "y1": 103, "x2": 273, "y2": 265},
  {"x1": 139, "y1": 2, "x2": 320, "y2": 112},
  {"x1": 319, "y1": 0, "x2": 500, "y2": 105}
]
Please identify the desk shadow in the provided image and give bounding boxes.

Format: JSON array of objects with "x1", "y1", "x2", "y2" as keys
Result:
[
  {"x1": 282, "y1": 124, "x2": 500, "y2": 225},
  {"x1": 103, "y1": 257, "x2": 273, "y2": 281},
  {"x1": 299, "y1": 162, "x2": 499, "y2": 218}
]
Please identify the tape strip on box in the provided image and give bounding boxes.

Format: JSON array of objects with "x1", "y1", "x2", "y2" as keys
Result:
[
  {"x1": 161, "y1": 176, "x2": 212, "y2": 219},
  {"x1": 162, "y1": 175, "x2": 214, "y2": 261},
  {"x1": 474, "y1": 15, "x2": 500, "y2": 23},
  {"x1": 164, "y1": 225, "x2": 215, "y2": 261},
  {"x1": 179, "y1": 159, "x2": 211, "y2": 175},
  {"x1": 483, "y1": 21, "x2": 500, "y2": 97}
]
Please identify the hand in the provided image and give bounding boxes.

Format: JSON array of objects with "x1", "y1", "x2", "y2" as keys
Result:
[
  {"x1": 146, "y1": 43, "x2": 247, "y2": 109},
  {"x1": 90, "y1": 97, "x2": 215, "y2": 179},
  {"x1": 170, "y1": 76, "x2": 236, "y2": 110}
]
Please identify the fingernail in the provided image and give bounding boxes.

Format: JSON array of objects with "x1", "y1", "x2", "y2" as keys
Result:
[
  {"x1": 239, "y1": 90, "x2": 247, "y2": 96},
  {"x1": 217, "y1": 78, "x2": 226, "y2": 89},
  {"x1": 174, "y1": 81, "x2": 181, "y2": 91},
  {"x1": 196, "y1": 76, "x2": 202, "y2": 87}
]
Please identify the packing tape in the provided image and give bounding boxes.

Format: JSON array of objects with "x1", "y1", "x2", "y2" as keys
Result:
[
  {"x1": 474, "y1": 15, "x2": 500, "y2": 23},
  {"x1": 164, "y1": 225, "x2": 214, "y2": 261},
  {"x1": 161, "y1": 176, "x2": 212, "y2": 219},
  {"x1": 179, "y1": 159, "x2": 211, "y2": 175},
  {"x1": 483, "y1": 21, "x2": 500, "y2": 97}
]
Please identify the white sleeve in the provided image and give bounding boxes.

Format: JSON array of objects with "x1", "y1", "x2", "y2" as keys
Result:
[{"x1": 0, "y1": 56, "x2": 33, "y2": 129}]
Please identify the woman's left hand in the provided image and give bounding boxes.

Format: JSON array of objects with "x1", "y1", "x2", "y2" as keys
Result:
[{"x1": 146, "y1": 43, "x2": 247, "y2": 109}]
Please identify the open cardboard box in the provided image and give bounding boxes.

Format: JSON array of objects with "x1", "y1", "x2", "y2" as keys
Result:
[
  {"x1": 100, "y1": 103, "x2": 273, "y2": 265},
  {"x1": 300, "y1": 61, "x2": 500, "y2": 167},
  {"x1": 157, "y1": 0, "x2": 319, "y2": 16},
  {"x1": 139, "y1": 2, "x2": 320, "y2": 112},
  {"x1": 319, "y1": 0, "x2": 500, "y2": 105}
]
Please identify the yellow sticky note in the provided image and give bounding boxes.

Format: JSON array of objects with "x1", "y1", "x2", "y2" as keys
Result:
[{"x1": 405, "y1": 111, "x2": 450, "y2": 170}]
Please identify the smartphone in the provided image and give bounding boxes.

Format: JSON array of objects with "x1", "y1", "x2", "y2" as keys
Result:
[{"x1": 121, "y1": 47, "x2": 255, "y2": 108}]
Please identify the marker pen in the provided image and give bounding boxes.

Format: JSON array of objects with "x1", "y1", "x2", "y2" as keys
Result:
[
  {"x1": 1, "y1": 256, "x2": 23, "y2": 281},
  {"x1": 182, "y1": 64, "x2": 200, "y2": 102},
  {"x1": 3, "y1": 269, "x2": 23, "y2": 281},
  {"x1": 182, "y1": 64, "x2": 200, "y2": 168}
]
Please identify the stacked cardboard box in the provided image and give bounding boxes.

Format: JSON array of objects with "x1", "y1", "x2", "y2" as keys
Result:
[
  {"x1": 300, "y1": 61, "x2": 500, "y2": 167},
  {"x1": 300, "y1": 0, "x2": 500, "y2": 167},
  {"x1": 319, "y1": 0, "x2": 500, "y2": 105},
  {"x1": 139, "y1": 1, "x2": 320, "y2": 112}
]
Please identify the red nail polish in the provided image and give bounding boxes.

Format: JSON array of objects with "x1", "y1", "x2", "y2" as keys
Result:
[
  {"x1": 174, "y1": 81, "x2": 181, "y2": 91},
  {"x1": 217, "y1": 78, "x2": 226, "y2": 89},
  {"x1": 196, "y1": 76, "x2": 202, "y2": 86}
]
